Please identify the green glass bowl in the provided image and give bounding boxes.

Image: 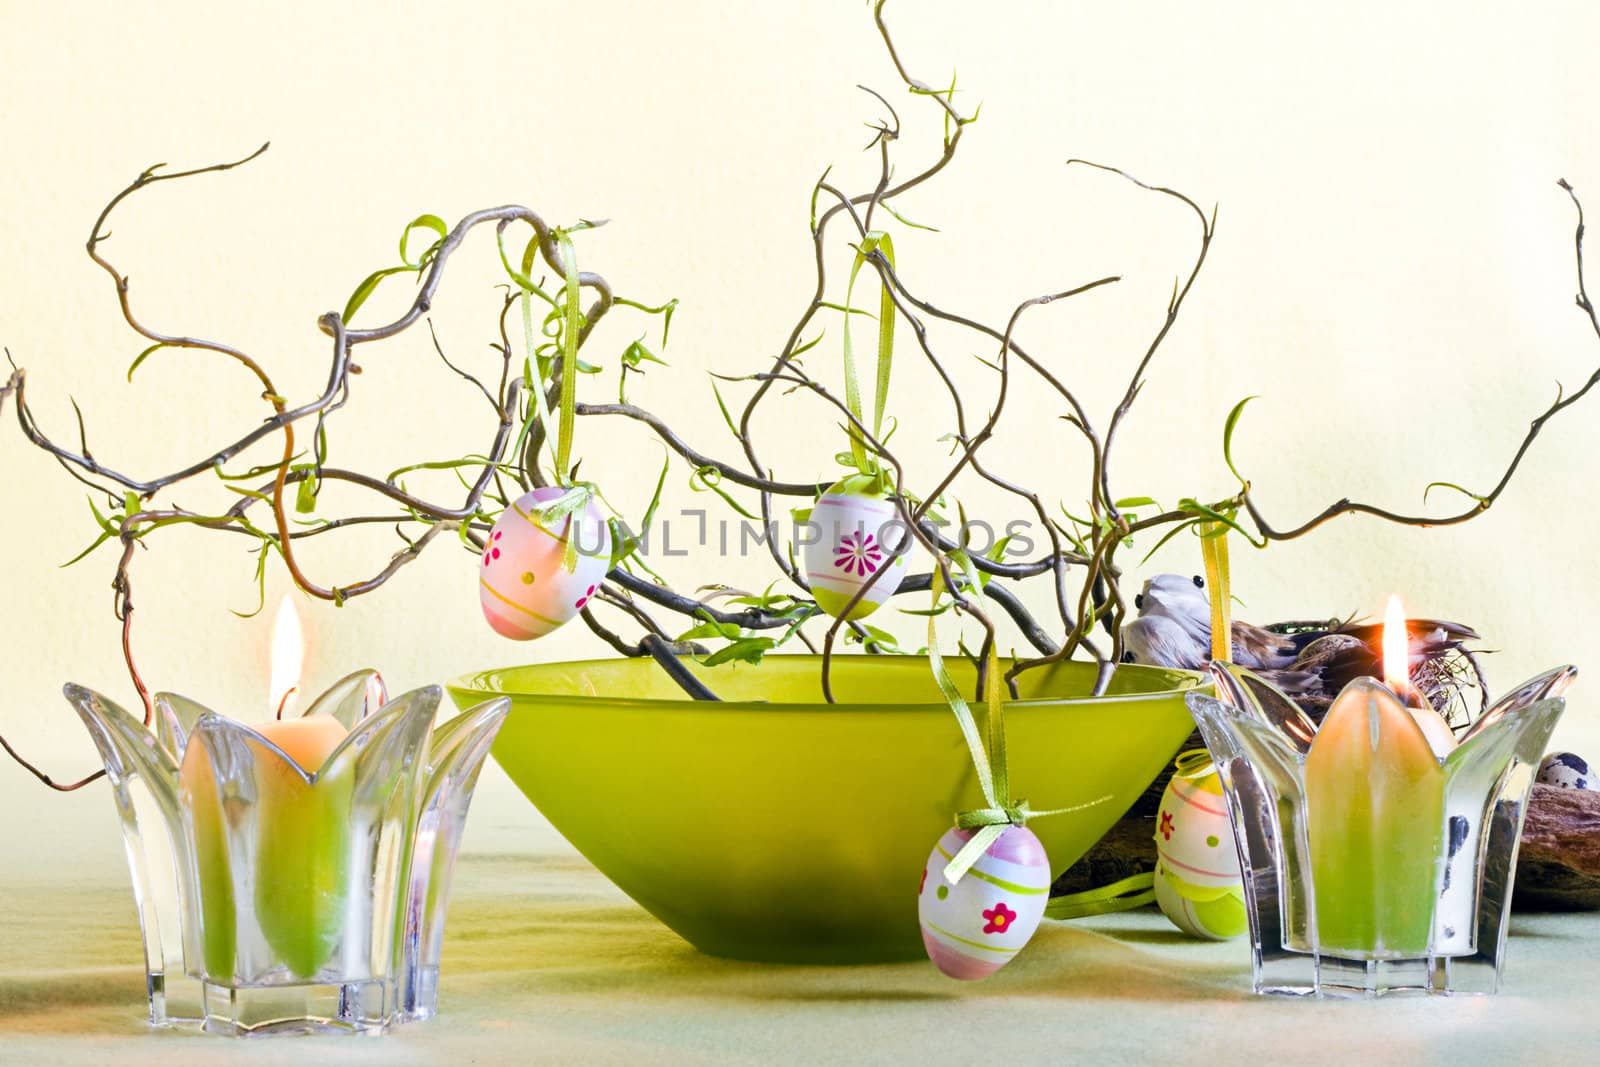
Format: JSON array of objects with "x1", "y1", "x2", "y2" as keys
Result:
[{"x1": 449, "y1": 655, "x2": 1205, "y2": 963}]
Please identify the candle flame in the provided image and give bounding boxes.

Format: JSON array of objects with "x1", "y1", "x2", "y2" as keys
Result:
[
  {"x1": 1382, "y1": 594, "x2": 1408, "y2": 693},
  {"x1": 269, "y1": 594, "x2": 305, "y2": 717}
]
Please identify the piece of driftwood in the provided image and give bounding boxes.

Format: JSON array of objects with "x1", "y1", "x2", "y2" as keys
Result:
[
  {"x1": 1514, "y1": 784, "x2": 1600, "y2": 911},
  {"x1": 1053, "y1": 779, "x2": 1600, "y2": 911},
  {"x1": 1051, "y1": 814, "x2": 1160, "y2": 896}
]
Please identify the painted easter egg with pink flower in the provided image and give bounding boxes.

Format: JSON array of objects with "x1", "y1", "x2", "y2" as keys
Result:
[
  {"x1": 479, "y1": 486, "x2": 611, "y2": 640},
  {"x1": 918, "y1": 824, "x2": 1050, "y2": 980},
  {"x1": 802, "y1": 474, "x2": 909, "y2": 620}
]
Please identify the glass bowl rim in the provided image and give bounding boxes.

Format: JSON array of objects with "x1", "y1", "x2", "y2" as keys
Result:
[{"x1": 447, "y1": 655, "x2": 1208, "y2": 715}]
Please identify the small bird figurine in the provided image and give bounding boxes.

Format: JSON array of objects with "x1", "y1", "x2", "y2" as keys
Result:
[{"x1": 1121, "y1": 574, "x2": 1481, "y2": 717}]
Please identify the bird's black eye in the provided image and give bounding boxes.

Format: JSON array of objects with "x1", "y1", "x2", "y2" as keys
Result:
[
  {"x1": 1121, "y1": 650, "x2": 1135, "y2": 663},
  {"x1": 1135, "y1": 593, "x2": 1144, "y2": 610},
  {"x1": 1193, "y1": 575, "x2": 1205, "y2": 588}
]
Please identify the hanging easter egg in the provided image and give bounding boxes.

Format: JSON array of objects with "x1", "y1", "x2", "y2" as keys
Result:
[
  {"x1": 1153, "y1": 758, "x2": 1247, "y2": 941},
  {"x1": 918, "y1": 825, "x2": 1050, "y2": 980},
  {"x1": 803, "y1": 474, "x2": 909, "y2": 620},
  {"x1": 1538, "y1": 751, "x2": 1593, "y2": 790},
  {"x1": 479, "y1": 486, "x2": 611, "y2": 640}
]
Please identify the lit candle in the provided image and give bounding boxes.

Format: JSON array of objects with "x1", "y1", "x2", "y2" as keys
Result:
[
  {"x1": 1381, "y1": 594, "x2": 1458, "y2": 761},
  {"x1": 1302, "y1": 595, "x2": 1446, "y2": 957},
  {"x1": 260, "y1": 595, "x2": 347, "y2": 771},
  {"x1": 180, "y1": 595, "x2": 353, "y2": 979}
]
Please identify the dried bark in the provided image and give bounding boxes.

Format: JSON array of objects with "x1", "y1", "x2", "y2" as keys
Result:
[{"x1": 1515, "y1": 784, "x2": 1600, "y2": 911}]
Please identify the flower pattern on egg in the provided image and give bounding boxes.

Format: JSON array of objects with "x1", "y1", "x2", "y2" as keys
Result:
[
  {"x1": 982, "y1": 902, "x2": 1016, "y2": 934},
  {"x1": 833, "y1": 530, "x2": 883, "y2": 576}
]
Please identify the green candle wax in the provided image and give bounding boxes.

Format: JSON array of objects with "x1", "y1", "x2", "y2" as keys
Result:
[{"x1": 1303, "y1": 678, "x2": 1444, "y2": 958}]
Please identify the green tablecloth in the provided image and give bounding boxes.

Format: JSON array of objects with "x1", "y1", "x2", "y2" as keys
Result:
[{"x1": 3, "y1": 776, "x2": 1597, "y2": 1066}]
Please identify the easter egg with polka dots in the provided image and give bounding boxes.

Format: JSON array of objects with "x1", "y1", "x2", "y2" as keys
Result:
[
  {"x1": 802, "y1": 475, "x2": 909, "y2": 620},
  {"x1": 1537, "y1": 751, "x2": 1592, "y2": 790},
  {"x1": 1153, "y1": 766, "x2": 1246, "y2": 940},
  {"x1": 918, "y1": 825, "x2": 1050, "y2": 980},
  {"x1": 479, "y1": 487, "x2": 610, "y2": 640}
]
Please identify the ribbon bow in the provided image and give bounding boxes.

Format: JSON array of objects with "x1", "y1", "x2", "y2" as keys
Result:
[{"x1": 524, "y1": 480, "x2": 601, "y2": 572}]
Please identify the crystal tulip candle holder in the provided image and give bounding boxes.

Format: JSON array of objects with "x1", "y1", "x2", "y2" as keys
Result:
[
  {"x1": 66, "y1": 670, "x2": 509, "y2": 1035},
  {"x1": 1186, "y1": 663, "x2": 1574, "y2": 998}
]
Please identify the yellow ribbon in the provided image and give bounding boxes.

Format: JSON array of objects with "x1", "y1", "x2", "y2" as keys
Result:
[{"x1": 1200, "y1": 521, "x2": 1231, "y2": 662}]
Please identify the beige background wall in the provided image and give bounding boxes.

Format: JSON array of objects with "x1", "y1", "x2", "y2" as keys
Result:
[{"x1": 3, "y1": 1, "x2": 1599, "y2": 875}]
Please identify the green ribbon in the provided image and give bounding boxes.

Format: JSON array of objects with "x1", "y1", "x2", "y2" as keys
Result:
[
  {"x1": 519, "y1": 291, "x2": 558, "y2": 476},
  {"x1": 555, "y1": 232, "x2": 582, "y2": 483},
  {"x1": 842, "y1": 231, "x2": 896, "y2": 480},
  {"x1": 1172, "y1": 747, "x2": 1217, "y2": 781},
  {"x1": 928, "y1": 570, "x2": 1111, "y2": 885},
  {"x1": 1036, "y1": 749, "x2": 1222, "y2": 922},
  {"x1": 1044, "y1": 873, "x2": 1158, "y2": 920}
]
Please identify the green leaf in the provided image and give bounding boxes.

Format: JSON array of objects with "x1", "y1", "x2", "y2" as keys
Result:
[
  {"x1": 709, "y1": 379, "x2": 742, "y2": 442},
  {"x1": 614, "y1": 296, "x2": 680, "y2": 348},
  {"x1": 126, "y1": 342, "x2": 176, "y2": 382},
  {"x1": 855, "y1": 623, "x2": 904, "y2": 652},
  {"x1": 689, "y1": 466, "x2": 760, "y2": 520},
  {"x1": 701, "y1": 636, "x2": 775, "y2": 667},
  {"x1": 60, "y1": 529, "x2": 116, "y2": 567},
  {"x1": 789, "y1": 332, "x2": 825, "y2": 360},
  {"x1": 1176, "y1": 498, "x2": 1265, "y2": 548},
  {"x1": 1114, "y1": 496, "x2": 1159, "y2": 510},
  {"x1": 818, "y1": 301, "x2": 877, "y2": 318},
  {"x1": 1139, "y1": 517, "x2": 1203, "y2": 564},
  {"x1": 494, "y1": 227, "x2": 556, "y2": 305},
  {"x1": 231, "y1": 541, "x2": 273, "y2": 619},
  {"x1": 879, "y1": 200, "x2": 941, "y2": 232},
  {"x1": 640, "y1": 449, "x2": 670, "y2": 536},
  {"x1": 213, "y1": 456, "x2": 298, "y2": 481},
  {"x1": 86, "y1": 496, "x2": 119, "y2": 536},
  {"x1": 385, "y1": 455, "x2": 520, "y2": 482},
  {"x1": 1222, "y1": 395, "x2": 1259, "y2": 488},
  {"x1": 295, "y1": 472, "x2": 318, "y2": 514},
  {"x1": 606, "y1": 517, "x2": 640, "y2": 569},
  {"x1": 343, "y1": 264, "x2": 417, "y2": 324},
  {"x1": 1423, "y1": 480, "x2": 1488, "y2": 506},
  {"x1": 398, "y1": 214, "x2": 448, "y2": 267},
  {"x1": 622, "y1": 339, "x2": 667, "y2": 369}
]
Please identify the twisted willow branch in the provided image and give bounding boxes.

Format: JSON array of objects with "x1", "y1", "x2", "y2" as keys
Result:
[{"x1": 4, "y1": 0, "x2": 1599, "y2": 794}]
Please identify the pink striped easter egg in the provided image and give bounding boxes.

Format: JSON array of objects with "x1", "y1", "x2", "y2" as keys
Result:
[
  {"x1": 802, "y1": 475, "x2": 909, "y2": 620},
  {"x1": 918, "y1": 825, "x2": 1050, "y2": 980},
  {"x1": 479, "y1": 487, "x2": 611, "y2": 640}
]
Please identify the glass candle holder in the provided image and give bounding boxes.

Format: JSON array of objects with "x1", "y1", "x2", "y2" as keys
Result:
[
  {"x1": 1186, "y1": 662, "x2": 1573, "y2": 997},
  {"x1": 66, "y1": 670, "x2": 509, "y2": 1035}
]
